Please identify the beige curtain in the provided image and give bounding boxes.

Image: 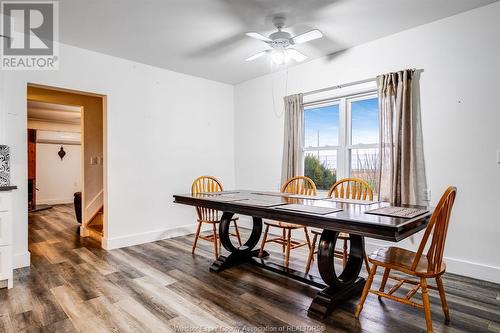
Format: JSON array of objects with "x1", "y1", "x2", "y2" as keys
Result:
[
  {"x1": 281, "y1": 93, "x2": 304, "y2": 185},
  {"x1": 377, "y1": 70, "x2": 427, "y2": 205}
]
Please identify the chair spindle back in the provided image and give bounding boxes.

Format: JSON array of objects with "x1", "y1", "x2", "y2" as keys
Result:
[
  {"x1": 191, "y1": 176, "x2": 223, "y2": 222},
  {"x1": 411, "y1": 186, "x2": 457, "y2": 273},
  {"x1": 328, "y1": 178, "x2": 373, "y2": 201},
  {"x1": 281, "y1": 176, "x2": 317, "y2": 196}
]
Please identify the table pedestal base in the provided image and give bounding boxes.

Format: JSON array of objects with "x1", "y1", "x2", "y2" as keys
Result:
[
  {"x1": 308, "y1": 277, "x2": 366, "y2": 319},
  {"x1": 210, "y1": 249, "x2": 268, "y2": 272},
  {"x1": 212, "y1": 213, "x2": 366, "y2": 320}
]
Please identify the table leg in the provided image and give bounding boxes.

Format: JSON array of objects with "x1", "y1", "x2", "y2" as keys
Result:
[
  {"x1": 308, "y1": 229, "x2": 366, "y2": 319},
  {"x1": 210, "y1": 212, "x2": 266, "y2": 272}
]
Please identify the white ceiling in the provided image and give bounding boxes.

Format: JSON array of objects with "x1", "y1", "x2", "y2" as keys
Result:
[
  {"x1": 59, "y1": 0, "x2": 497, "y2": 84},
  {"x1": 28, "y1": 101, "x2": 81, "y2": 124}
]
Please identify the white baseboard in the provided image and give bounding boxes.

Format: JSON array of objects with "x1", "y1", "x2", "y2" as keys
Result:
[
  {"x1": 102, "y1": 224, "x2": 210, "y2": 250},
  {"x1": 444, "y1": 257, "x2": 500, "y2": 284},
  {"x1": 36, "y1": 198, "x2": 73, "y2": 205},
  {"x1": 13, "y1": 251, "x2": 31, "y2": 268}
]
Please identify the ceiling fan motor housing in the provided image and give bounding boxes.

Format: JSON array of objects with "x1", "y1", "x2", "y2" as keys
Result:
[{"x1": 269, "y1": 31, "x2": 292, "y2": 49}]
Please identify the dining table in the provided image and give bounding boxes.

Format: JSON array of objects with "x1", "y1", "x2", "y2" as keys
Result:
[{"x1": 173, "y1": 190, "x2": 431, "y2": 319}]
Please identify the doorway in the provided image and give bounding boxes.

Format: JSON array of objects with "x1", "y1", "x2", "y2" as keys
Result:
[{"x1": 26, "y1": 84, "x2": 107, "y2": 246}]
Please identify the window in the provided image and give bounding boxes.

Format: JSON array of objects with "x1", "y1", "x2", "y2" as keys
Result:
[{"x1": 304, "y1": 90, "x2": 379, "y2": 192}]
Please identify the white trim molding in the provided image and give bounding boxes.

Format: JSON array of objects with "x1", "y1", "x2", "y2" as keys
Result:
[
  {"x1": 102, "y1": 224, "x2": 211, "y2": 250},
  {"x1": 85, "y1": 189, "x2": 103, "y2": 224}
]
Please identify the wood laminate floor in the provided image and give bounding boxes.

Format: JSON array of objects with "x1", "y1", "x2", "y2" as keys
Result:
[{"x1": 1, "y1": 204, "x2": 499, "y2": 332}]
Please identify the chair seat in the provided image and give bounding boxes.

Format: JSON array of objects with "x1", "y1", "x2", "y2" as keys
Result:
[
  {"x1": 264, "y1": 220, "x2": 304, "y2": 229},
  {"x1": 368, "y1": 246, "x2": 446, "y2": 277}
]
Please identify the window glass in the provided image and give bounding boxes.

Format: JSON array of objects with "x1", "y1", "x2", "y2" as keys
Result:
[
  {"x1": 350, "y1": 148, "x2": 379, "y2": 194},
  {"x1": 351, "y1": 97, "x2": 379, "y2": 145},
  {"x1": 304, "y1": 104, "x2": 339, "y2": 148},
  {"x1": 304, "y1": 91, "x2": 379, "y2": 195}
]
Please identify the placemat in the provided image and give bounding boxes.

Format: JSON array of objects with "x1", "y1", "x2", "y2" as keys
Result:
[
  {"x1": 365, "y1": 206, "x2": 429, "y2": 219},
  {"x1": 276, "y1": 204, "x2": 343, "y2": 215},
  {"x1": 238, "y1": 199, "x2": 288, "y2": 207},
  {"x1": 251, "y1": 191, "x2": 285, "y2": 197}
]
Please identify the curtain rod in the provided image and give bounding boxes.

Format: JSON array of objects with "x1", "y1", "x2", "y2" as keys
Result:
[{"x1": 302, "y1": 68, "x2": 421, "y2": 97}]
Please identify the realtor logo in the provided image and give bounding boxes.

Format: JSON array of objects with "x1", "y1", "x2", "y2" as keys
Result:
[{"x1": 1, "y1": 1, "x2": 59, "y2": 70}]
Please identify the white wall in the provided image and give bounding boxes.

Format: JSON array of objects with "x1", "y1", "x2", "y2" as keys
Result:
[
  {"x1": 234, "y1": 3, "x2": 500, "y2": 283},
  {"x1": 36, "y1": 143, "x2": 81, "y2": 205},
  {"x1": 0, "y1": 43, "x2": 235, "y2": 267}
]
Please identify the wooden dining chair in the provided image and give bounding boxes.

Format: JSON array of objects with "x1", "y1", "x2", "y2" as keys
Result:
[
  {"x1": 258, "y1": 176, "x2": 316, "y2": 269},
  {"x1": 191, "y1": 176, "x2": 242, "y2": 259},
  {"x1": 355, "y1": 186, "x2": 457, "y2": 333},
  {"x1": 305, "y1": 178, "x2": 373, "y2": 274}
]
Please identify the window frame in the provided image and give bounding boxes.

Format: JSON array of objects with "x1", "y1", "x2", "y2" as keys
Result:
[{"x1": 303, "y1": 88, "x2": 379, "y2": 189}]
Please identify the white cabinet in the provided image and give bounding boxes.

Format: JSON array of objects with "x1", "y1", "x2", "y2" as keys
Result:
[
  {"x1": 0, "y1": 194, "x2": 9, "y2": 212},
  {"x1": 0, "y1": 245, "x2": 12, "y2": 288},
  {"x1": 0, "y1": 212, "x2": 12, "y2": 246},
  {"x1": 0, "y1": 189, "x2": 15, "y2": 289}
]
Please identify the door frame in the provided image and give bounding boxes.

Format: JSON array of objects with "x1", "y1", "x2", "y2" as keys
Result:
[{"x1": 26, "y1": 83, "x2": 108, "y2": 246}]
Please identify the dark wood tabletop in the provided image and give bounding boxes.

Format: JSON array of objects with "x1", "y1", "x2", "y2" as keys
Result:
[{"x1": 173, "y1": 190, "x2": 431, "y2": 242}]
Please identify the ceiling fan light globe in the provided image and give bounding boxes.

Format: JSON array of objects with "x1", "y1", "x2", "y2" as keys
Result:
[{"x1": 271, "y1": 50, "x2": 287, "y2": 65}]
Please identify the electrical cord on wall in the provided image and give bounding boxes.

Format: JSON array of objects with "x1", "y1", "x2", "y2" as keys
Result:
[{"x1": 270, "y1": 62, "x2": 289, "y2": 119}]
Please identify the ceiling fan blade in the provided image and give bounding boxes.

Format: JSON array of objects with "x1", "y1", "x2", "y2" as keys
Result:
[
  {"x1": 287, "y1": 49, "x2": 308, "y2": 62},
  {"x1": 246, "y1": 32, "x2": 272, "y2": 42},
  {"x1": 291, "y1": 29, "x2": 323, "y2": 44},
  {"x1": 245, "y1": 50, "x2": 269, "y2": 61}
]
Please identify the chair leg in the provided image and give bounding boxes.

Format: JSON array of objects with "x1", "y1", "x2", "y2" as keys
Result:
[
  {"x1": 436, "y1": 276, "x2": 450, "y2": 324},
  {"x1": 363, "y1": 252, "x2": 371, "y2": 273},
  {"x1": 192, "y1": 222, "x2": 202, "y2": 254},
  {"x1": 305, "y1": 232, "x2": 318, "y2": 274},
  {"x1": 421, "y1": 278, "x2": 434, "y2": 332},
  {"x1": 284, "y1": 229, "x2": 292, "y2": 269},
  {"x1": 211, "y1": 223, "x2": 219, "y2": 259},
  {"x1": 342, "y1": 238, "x2": 348, "y2": 268},
  {"x1": 233, "y1": 221, "x2": 242, "y2": 246},
  {"x1": 304, "y1": 227, "x2": 311, "y2": 251},
  {"x1": 378, "y1": 268, "x2": 390, "y2": 299},
  {"x1": 355, "y1": 264, "x2": 377, "y2": 318},
  {"x1": 282, "y1": 228, "x2": 286, "y2": 253},
  {"x1": 258, "y1": 225, "x2": 270, "y2": 258}
]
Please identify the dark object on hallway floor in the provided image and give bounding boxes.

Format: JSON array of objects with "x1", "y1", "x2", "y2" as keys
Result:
[
  {"x1": 29, "y1": 204, "x2": 52, "y2": 213},
  {"x1": 74, "y1": 191, "x2": 82, "y2": 223}
]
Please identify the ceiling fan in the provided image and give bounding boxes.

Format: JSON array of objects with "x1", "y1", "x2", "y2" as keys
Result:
[{"x1": 245, "y1": 17, "x2": 323, "y2": 65}]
